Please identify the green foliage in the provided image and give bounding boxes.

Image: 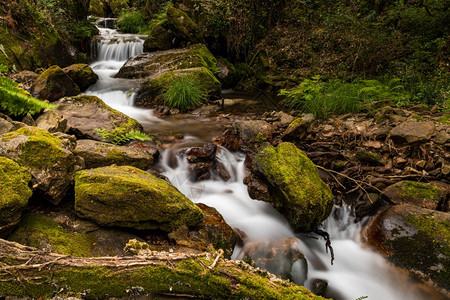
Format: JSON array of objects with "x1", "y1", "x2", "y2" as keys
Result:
[
  {"x1": 117, "y1": 10, "x2": 147, "y2": 34},
  {"x1": 148, "y1": 1, "x2": 172, "y2": 30},
  {"x1": 96, "y1": 128, "x2": 153, "y2": 145},
  {"x1": 0, "y1": 76, "x2": 56, "y2": 116},
  {"x1": 163, "y1": 76, "x2": 206, "y2": 110},
  {"x1": 279, "y1": 76, "x2": 410, "y2": 119}
]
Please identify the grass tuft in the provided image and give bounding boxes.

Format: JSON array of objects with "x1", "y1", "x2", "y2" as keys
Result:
[
  {"x1": 117, "y1": 10, "x2": 147, "y2": 34},
  {"x1": 163, "y1": 76, "x2": 206, "y2": 111}
]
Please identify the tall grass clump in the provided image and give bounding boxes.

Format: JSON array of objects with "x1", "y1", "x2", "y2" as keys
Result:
[
  {"x1": 0, "y1": 75, "x2": 56, "y2": 116},
  {"x1": 279, "y1": 76, "x2": 410, "y2": 119},
  {"x1": 117, "y1": 10, "x2": 147, "y2": 34},
  {"x1": 163, "y1": 76, "x2": 206, "y2": 110}
]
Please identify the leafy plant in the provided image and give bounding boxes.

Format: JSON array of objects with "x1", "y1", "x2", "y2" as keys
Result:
[
  {"x1": 163, "y1": 76, "x2": 206, "y2": 110},
  {"x1": 148, "y1": 1, "x2": 172, "y2": 30},
  {"x1": 279, "y1": 76, "x2": 410, "y2": 119},
  {"x1": 117, "y1": 10, "x2": 147, "y2": 34},
  {"x1": 96, "y1": 128, "x2": 153, "y2": 145},
  {"x1": 0, "y1": 76, "x2": 56, "y2": 116}
]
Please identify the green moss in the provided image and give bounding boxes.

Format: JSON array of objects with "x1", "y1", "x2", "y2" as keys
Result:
[
  {"x1": 399, "y1": 181, "x2": 442, "y2": 201},
  {"x1": 411, "y1": 115, "x2": 425, "y2": 121},
  {"x1": 0, "y1": 258, "x2": 324, "y2": 299},
  {"x1": 0, "y1": 157, "x2": 32, "y2": 232},
  {"x1": 74, "y1": 165, "x2": 204, "y2": 231},
  {"x1": 437, "y1": 114, "x2": 450, "y2": 124},
  {"x1": 144, "y1": 23, "x2": 173, "y2": 51},
  {"x1": 8, "y1": 213, "x2": 95, "y2": 257},
  {"x1": 1, "y1": 127, "x2": 68, "y2": 169},
  {"x1": 255, "y1": 142, "x2": 333, "y2": 231},
  {"x1": 167, "y1": 7, "x2": 204, "y2": 45}
]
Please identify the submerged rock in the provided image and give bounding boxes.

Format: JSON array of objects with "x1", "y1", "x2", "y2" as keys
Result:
[
  {"x1": 365, "y1": 204, "x2": 450, "y2": 291},
  {"x1": 74, "y1": 139, "x2": 158, "y2": 170},
  {"x1": 0, "y1": 157, "x2": 32, "y2": 237},
  {"x1": 54, "y1": 95, "x2": 143, "y2": 141},
  {"x1": 382, "y1": 181, "x2": 446, "y2": 211},
  {"x1": 63, "y1": 63, "x2": 98, "y2": 91},
  {"x1": 252, "y1": 142, "x2": 333, "y2": 231},
  {"x1": 74, "y1": 165, "x2": 204, "y2": 231},
  {"x1": 168, "y1": 203, "x2": 236, "y2": 258},
  {"x1": 243, "y1": 238, "x2": 307, "y2": 283},
  {"x1": 0, "y1": 127, "x2": 81, "y2": 205},
  {"x1": 30, "y1": 65, "x2": 80, "y2": 102}
]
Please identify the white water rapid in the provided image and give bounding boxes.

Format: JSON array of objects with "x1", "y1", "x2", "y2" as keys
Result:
[
  {"x1": 85, "y1": 24, "x2": 441, "y2": 300},
  {"x1": 85, "y1": 25, "x2": 162, "y2": 126}
]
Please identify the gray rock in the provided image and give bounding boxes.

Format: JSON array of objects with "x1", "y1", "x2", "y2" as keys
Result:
[
  {"x1": 35, "y1": 110, "x2": 68, "y2": 133},
  {"x1": 54, "y1": 95, "x2": 143, "y2": 141},
  {"x1": 74, "y1": 139, "x2": 158, "y2": 170},
  {"x1": 233, "y1": 120, "x2": 273, "y2": 143},
  {"x1": 390, "y1": 120, "x2": 435, "y2": 144}
]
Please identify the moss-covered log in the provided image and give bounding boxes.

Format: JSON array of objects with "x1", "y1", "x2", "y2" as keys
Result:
[{"x1": 0, "y1": 239, "x2": 325, "y2": 299}]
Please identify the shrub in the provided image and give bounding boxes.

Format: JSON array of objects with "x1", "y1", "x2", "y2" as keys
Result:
[
  {"x1": 0, "y1": 76, "x2": 56, "y2": 116},
  {"x1": 117, "y1": 10, "x2": 147, "y2": 34},
  {"x1": 279, "y1": 76, "x2": 410, "y2": 119},
  {"x1": 163, "y1": 76, "x2": 206, "y2": 110}
]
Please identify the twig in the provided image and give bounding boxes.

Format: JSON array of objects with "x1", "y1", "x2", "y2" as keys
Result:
[
  {"x1": 313, "y1": 229, "x2": 334, "y2": 265},
  {"x1": 209, "y1": 249, "x2": 224, "y2": 270}
]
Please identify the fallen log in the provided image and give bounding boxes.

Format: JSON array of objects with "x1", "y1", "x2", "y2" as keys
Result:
[{"x1": 0, "y1": 239, "x2": 324, "y2": 299}]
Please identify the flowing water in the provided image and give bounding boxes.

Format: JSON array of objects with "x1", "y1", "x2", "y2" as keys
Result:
[{"x1": 86, "y1": 24, "x2": 442, "y2": 300}]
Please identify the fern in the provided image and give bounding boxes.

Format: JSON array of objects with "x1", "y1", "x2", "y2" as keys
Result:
[
  {"x1": 96, "y1": 128, "x2": 153, "y2": 145},
  {"x1": 0, "y1": 76, "x2": 56, "y2": 116}
]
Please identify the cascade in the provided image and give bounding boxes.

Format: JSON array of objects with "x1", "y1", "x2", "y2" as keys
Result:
[{"x1": 84, "y1": 24, "x2": 442, "y2": 300}]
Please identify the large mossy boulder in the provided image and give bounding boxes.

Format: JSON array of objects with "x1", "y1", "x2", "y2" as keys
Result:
[
  {"x1": 365, "y1": 204, "x2": 449, "y2": 291},
  {"x1": 382, "y1": 181, "x2": 447, "y2": 211},
  {"x1": 166, "y1": 7, "x2": 204, "y2": 45},
  {"x1": 135, "y1": 67, "x2": 221, "y2": 106},
  {"x1": 30, "y1": 66, "x2": 80, "y2": 102},
  {"x1": 74, "y1": 139, "x2": 158, "y2": 169},
  {"x1": 54, "y1": 95, "x2": 143, "y2": 141},
  {"x1": 74, "y1": 165, "x2": 204, "y2": 231},
  {"x1": 143, "y1": 23, "x2": 176, "y2": 52},
  {"x1": 0, "y1": 127, "x2": 81, "y2": 205},
  {"x1": 252, "y1": 142, "x2": 333, "y2": 231},
  {"x1": 63, "y1": 64, "x2": 99, "y2": 91},
  {"x1": 0, "y1": 157, "x2": 32, "y2": 237}
]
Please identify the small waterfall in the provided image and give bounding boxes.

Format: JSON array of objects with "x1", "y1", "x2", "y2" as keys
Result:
[
  {"x1": 94, "y1": 36, "x2": 144, "y2": 61},
  {"x1": 84, "y1": 25, "x2": 161, "y2": 126},
  {"x1": 159, "y1": 143, "x2": 441, "y2": 300}
]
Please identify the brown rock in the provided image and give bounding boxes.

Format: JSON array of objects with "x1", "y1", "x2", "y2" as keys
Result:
[
  {"x1": 168, "y1": 203, "x2": 236, "y2": 258},
  {"x1": 30, "y1": 65, "x2": 80, "y2": 102}
]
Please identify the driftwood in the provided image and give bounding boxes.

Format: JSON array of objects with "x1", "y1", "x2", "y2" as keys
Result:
[{"x1": 0, "y1": 239, "x2": 323, "y2": 299}]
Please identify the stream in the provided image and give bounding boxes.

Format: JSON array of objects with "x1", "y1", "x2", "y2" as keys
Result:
[{"x1": 84, "y1": 24, "x2": 442, "y2": 300}]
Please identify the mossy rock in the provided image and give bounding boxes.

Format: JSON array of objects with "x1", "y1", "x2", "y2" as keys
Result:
[
  {"x1": 117, "y1": 44, "x2": 218, "y2": 79},
  {"x1": 109, "y1": 0, "x2": 130, "y2": 16},
  {"x1": 253, "y1": 142, "x2": 333, "y2": 231},
  {"x1": 365, "y1": 204, "x2": 450, "y2": 291},
  {"x1": 382, "y1": 181, "x2": 446, "y2": 211},
  {"x1": 143, "y1": 23, "x2": 175, "y2": 52},
  {"x1": 0, "y1": 126, "x2": 80, "y2": 205},
  {"x1": 8, "y1": 213, "x2": 95, "y2": 257},
  {"x1": 62, "y1": 64, "x2": 99, "y2": 91},
  {"x1": 167, "y1": 7, "x2": 204, "y2": 45},
  {"x1": 55, "y1": 95, "x2": 143, "y2": 141},
  {"x1": 74, "y1": 165, "x2": 204, "y2": 231},
  {"x1": 30, "y1": 66, "x2": 80, "y2": 102},
  {"x1": 74, "y1": 139, "x2": 158, "y2": 170},
  {"x1": 89, "y1": 0, "x2": 109, "y2": 17},
  {"x1": 135, "y1": 67, "x2": 221, "y2": 107},
  {"x1": 0, "y1": 157, "x2": 32, "y2": 237}
]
